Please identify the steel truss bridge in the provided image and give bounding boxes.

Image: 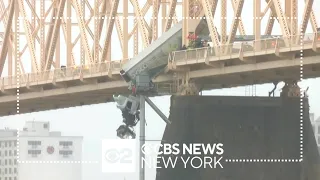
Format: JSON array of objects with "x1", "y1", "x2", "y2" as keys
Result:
[{"x1": 0, "y1": 0, "x2": 319, "y2": 116}]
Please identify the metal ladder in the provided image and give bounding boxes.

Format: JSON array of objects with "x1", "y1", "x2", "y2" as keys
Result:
[{"x1": 245, "y1": 85, "x2": 257, "y2": 96}]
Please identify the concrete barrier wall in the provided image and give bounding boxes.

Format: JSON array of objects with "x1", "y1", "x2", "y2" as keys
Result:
[{"x1": 156, "y1": 96, "x2": 320, "y2": 180}]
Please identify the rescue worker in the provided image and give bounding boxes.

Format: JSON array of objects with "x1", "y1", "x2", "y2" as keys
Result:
[
  {"x1": 269, "y1": 81, "x2": 278, "y2": 97},
  {"x1": 288, "y1": 80, "x2": 300, "y2": 97}
]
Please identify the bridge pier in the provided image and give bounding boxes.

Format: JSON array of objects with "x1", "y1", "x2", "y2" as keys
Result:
[
  {"x1": 174, "y1": 71, "x2": 200, "y2": 96},
  {"x1": 156, "y1": 96, "x2": 320, "y2": 180}
]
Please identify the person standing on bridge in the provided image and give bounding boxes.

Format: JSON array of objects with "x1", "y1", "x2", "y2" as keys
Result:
[{"x1": 181, "y1": 45, "x2": 187, "y2": 50}]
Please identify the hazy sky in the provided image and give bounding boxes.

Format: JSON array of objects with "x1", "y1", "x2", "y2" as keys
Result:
[{"x1": 0, "y1": 1, "x2": 320, "y2": 180}]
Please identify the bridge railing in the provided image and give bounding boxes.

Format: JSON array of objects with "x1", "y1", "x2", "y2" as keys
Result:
[
  {"x1": 170, "y1": 33, "x2": 318, "y2": 65},
  {"x1": 0, "y1": 60, "x2": 126, "y2": 89}
]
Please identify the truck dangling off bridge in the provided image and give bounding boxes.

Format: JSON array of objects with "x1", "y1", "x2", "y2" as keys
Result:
[{"x1": 111, "y1": 20, "x2": 308, "y2": 139}]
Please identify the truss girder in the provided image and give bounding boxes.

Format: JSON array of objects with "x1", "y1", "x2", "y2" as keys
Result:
[
  {"x1": 61, "y1": 18, "x2": 76, "y2": 66},
  {"x1": 231, "y1": 0, "x2": 246, "y2": 36},
  {"x1": 201, "y1": 0, "x2": 219, "y2": 50},
  {"x1": 130, "y1": 0, "x2": 149, "y2": 48},
  {"x1": 151, "y1": 0, "x2": 161, "y2": 41},
  {"x1": 101, "y1": 0, "x2": 120, "y2": 62},
  {"x1": 164, "y1": 0, "x2": 177, "y2": 32},
  {"x1": 309, "y1": 11, "x2": 318, "y2": 32},
  {"x1": 98, "y1": 0, "x2": 107, "y2": 40},
  {"x1": 0, "y1": 0, "x2": 319, "y2": 79},
  {"x1": 221, "y1": 0, "x2": 227, "y2": 44},
  {"x1": 106, "y1": 0, "x2": 125, "y2": 56},
  {"x1": 272, "y1": 0, "x2": 290, "y2": 46},
  {"x1": 71, "y1": 0, "x2": 94, "y2": 64},
  {"x1": 17, "y1": 0, "x2": 39, "y2": 73},
  {"x1": 128, "y1": 3, "x2": 150, "y2": 38},
  {"x1": 265, "y1": 12, "x2": 275, "y2": 35},
  {"x1": 264, "y1": 0, "x2": 282, "y2": 36},
  {"x1": 44, "y1": 0, "x2": 66, "y2": 71},
  {"x1": 0, "y1": 0, "x2": 14, "y2": 76},
  {"x1": 290, "y1": 0, "x2": 298, "y2": 36},
  {"x1": 93, "y1": 0, "x2": 100, "y2": 63},
  {"x1": 300, "y1": 0, "x2": 314, "y2": 35},
  {"x1": 90, "y1": 0, "x2": 106, "y2": 63},
  {"x1": 226, "y1": 0, "x2": 244, "y2": 44}
]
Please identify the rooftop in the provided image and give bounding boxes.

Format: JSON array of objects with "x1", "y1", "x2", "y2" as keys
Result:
[{"x1": 0, "y1": 121, "x2": 82, "y2": 138}]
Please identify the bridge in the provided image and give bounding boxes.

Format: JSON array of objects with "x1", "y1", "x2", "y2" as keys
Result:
[{"x1": 0, "y1": 0, "x2": 319, "y2": 116}]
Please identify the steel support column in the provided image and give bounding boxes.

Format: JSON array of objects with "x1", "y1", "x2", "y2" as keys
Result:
[
  {"x1": 144, "y1": 96, "x2": 171, "y2": 124},
  {"x1": 139, "y1": 95, "x2": 146, "y2": 180},
  {"x1": 254, "y1": 0, "x2": 261, "y2": 50},
  {"x1": 182, "y1": 0, "x2": 189, "y2": 46}
]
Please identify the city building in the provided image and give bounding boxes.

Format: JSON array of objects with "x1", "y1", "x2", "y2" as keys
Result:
[
  {"x1": 0, "y1": 121, "x2": 83, "y2": 180},
  {"x1": 310, "y1": 113, "x2": 320, "y2": 153}
]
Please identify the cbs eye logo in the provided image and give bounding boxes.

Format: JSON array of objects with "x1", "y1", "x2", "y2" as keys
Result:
[{"x1": 105, "y1": 148, "x2": 132, "y2": 164}]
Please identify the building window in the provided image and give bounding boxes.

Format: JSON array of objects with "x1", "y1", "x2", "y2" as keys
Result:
[
  {"x1": 28, "y1": 141, "x2": 41, "y2": 149},
  {"x1": 60, "y1": 141, "x2": 73, "y2": 149},
  {"x1": 28, "y1": 150, "x2": 41, "y2": 157},
  {"x1": 43, "y1": 123, "x2": 48, "y2": 129},
  {"x1": 59, "y1": 141, "x2": 73, "y2": 146},
  {"x1": 5, "y1": 150, "x2": 7, "y2": 156},
  {"x1": 28, "y1": 141, "x2": 41, "y2": 146},
  {"x1": 318, "y1": 136, "x2": 320, "y2": 145},
  {"x1": 59, "y1": 150, "x2": 73, "y2": 157},
  {"x1": 14, "y1": 150, "x2": 17, "y2": 156},
  {"x1": 14, "y1": 159, "x2": 17, "y2": 165},
  {"x1": 14, "y1": 168, "x2": 17, "y2": 173}
]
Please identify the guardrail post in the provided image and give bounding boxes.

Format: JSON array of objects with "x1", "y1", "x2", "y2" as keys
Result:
[
  {"x1": 27, "y1": 74, "x2": 30, "y2": 86},
  {"x1": 80, "y1": 67, "x2": 83, "y2": 81},
  {"x1": 204, "y1": 47, "x2": 208, "y2": 60},
  {"x1": 1, "y1": 77, "x2": 3, "y2": 90},
  {"x1": 312, "y1": 33, "x2": 319, "y2": 52},
  {"x1": 107, "y1": 61, "x2": 112, "y2": 78},
  {"x1": 239, "y1": 43, "x2": 244, "y2": 61},
  {"x1": 196, "y1": 49, "x2": 198, "y2": 63},
  {"x1": 275, "y1": 38, "x2": 280, "y2": 56},
  {"x1": 173, "y1": 52, "x2": 177, "y2": 69}
]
